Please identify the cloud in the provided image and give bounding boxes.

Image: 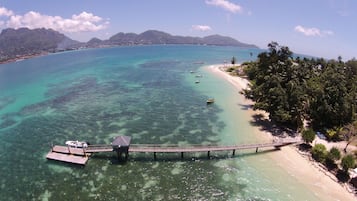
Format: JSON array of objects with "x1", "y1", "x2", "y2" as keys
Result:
[
  {"x1": 206, "y1": 0, "x2": 242, "y2": 13},
  {"x1": 0, "y1": 7, "x2": 13, "y2": 17},
  {"x1": 192, "y1": 25, "x2": 212, "y2": 31},
  {"x1": 0, "y1": 6, "x2": 108, "y2": 33},
  {"x1": 294, "y1": 25, "x2": 334, "y2": 37}
]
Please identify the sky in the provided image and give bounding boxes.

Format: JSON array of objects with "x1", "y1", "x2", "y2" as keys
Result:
[{"x1": 0, "y1": 0, "x2": 356, "y2": 60}]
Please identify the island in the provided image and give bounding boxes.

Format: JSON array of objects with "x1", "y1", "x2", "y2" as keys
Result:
[{"x1": 0, "y1": 28, "x2": 258, "y2": 64}]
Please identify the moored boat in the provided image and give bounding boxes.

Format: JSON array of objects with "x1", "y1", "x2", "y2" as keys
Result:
[
  {"x1": 65, "y1": 140, "x2": 88, "y2": 148},
  {"x1": 206, "y1": 98, "x2": 215, "y2": 104}
]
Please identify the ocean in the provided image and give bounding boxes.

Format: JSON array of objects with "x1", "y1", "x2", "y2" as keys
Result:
[{"x1": 0, "y1": 45, "x2": 320, "y2": 200}]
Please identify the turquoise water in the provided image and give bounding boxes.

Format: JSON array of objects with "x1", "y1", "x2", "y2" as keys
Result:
[{"x1": 0, "y1": 45, "x2": 320, "y2": 200}]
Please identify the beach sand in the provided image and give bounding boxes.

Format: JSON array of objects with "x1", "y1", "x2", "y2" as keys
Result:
[{"x1": 206, "y1": 64, "x2": 356, "y2": 201}]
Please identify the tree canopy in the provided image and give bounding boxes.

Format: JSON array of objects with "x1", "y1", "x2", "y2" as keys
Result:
[{"x1": 243, "y1": 42, "x2": 357, "y2": 130}]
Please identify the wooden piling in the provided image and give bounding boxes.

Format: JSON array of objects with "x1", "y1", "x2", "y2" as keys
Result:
[{"x1": 125, "y1": 151, "x2": 129, "y2": 160}]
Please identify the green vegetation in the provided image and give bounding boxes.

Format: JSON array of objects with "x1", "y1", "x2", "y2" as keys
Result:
[
  {"x1": 243, "y1": 42, "x2": 357, "y2": 131},
  {"x1": 242, "y1": 42, "x2": 357, "y2": 183},
  {"x1": 327, "y1": 147, "x2": 341, "y2": 162},
  {"x1": 341, "y1": 154, "x2": 356, "y2": 172},
  {"x1": 226, "y1": 67, "x2": 235, "y2": 73},
  {"x1": 311, "y1": 144, "x2": 327, "y2": 162},
  {"x1": 325, "y1": 147, "x2": 341, "y2": 169},
  {"x1": 302, "y1": 128, "x2": 316, "y2": 144}
]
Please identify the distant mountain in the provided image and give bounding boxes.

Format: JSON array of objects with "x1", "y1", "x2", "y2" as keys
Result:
[
  {"x1": 86, "y1": 37, "x2": 103, "y2": 47},
  {"x1": 108, "y1": 32, "x2": 139, "y2": 45},
  {"x1": 0, "y1": 28, "x2": 80, "y2": 62},
  {"x1": 100, "y1": 30, "x2": 258, "y2": 48},
  {"x1": 0, "y1": 28, "x2": 258, "y2": 64},
  {"x1": 202, "y1": 34, "x2": 252, "y2": 47}
]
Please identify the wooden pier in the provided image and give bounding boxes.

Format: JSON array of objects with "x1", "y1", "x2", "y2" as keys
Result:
[
  {"x1": 46, "y1": 136, "x2": 301, "y2": 165},
  {"x1": 129, "y1": 139, "x2": 300, "y2": 159},
  {"x1": 46, "y1": 145, "x2": 91, "y2": 165}
]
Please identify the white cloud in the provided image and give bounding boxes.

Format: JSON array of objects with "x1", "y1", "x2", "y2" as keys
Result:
[
  {"x1": 294, "y1": 25, "x2": 334, "y2": 37},
  {"x1": 294, "y1": 25, "x2": 320, "y2": 36},
  {"x1": 192, "y1": 25, "x2": 212, "y2": 31},
  {"x1": 72, "y1": 12, "x2": 102, "y2": 23},
  {"x1": 206, "y1": 0, "x2": 242, "y2": 13},
  {"x1": 0, "y1": 7, "x2": 13, "y2": 17},
  {"x1": 323, "y1": 30, "x2": 334, "y2": 36},
  {"x1": 0, "y1": 6, "x2": 108, "y2": 33}
]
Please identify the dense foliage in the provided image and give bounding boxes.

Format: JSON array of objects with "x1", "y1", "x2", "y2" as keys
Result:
[
  {"x1": 243, "y1": 42, "x2": 357, "y2": 130},
  {"x1": 302, "y1": 128, "x2": 316, "y2": 144},
  {"x1": 327, "y1": 147, "x2": 341, "y2": 162},
  {"x1": 311, "y1": 143, "x2": 327, "y2": 162},
  {"x1": 341, "y1": 154, "x2": 356, "y2": 172}
]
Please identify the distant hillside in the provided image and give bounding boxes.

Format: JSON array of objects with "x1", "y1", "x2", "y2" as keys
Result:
[
  {"x1": 93, "y1": 30, "x2": 258, "y2": 48},
  {"x1": 202, "y1": 34, "x2": 251, "y2": 46},
  {"x1": 0, "y1": 28, "x2": 258, "y2": 64},
  {"x1": 86, "y1": 37, "x2": 103, "y2": 47},
  {"x1": 0, "y1": 28, "x2": 80, "y2": 62}
]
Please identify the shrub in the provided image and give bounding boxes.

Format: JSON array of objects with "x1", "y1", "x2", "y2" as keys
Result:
[
  {"x1": 326, "y1": 128, "x2": 343, "y2": 141},
  {"x1": 226, "y1": 67, "x2": 235, "y2": 72},
  {"x1": 341, "y1": 154, "x2": 356, "y2": 172},
  {"x1": 302, "y1": 129, "x2": 316, "y2": 144},
  {"x1": 328, "y1": 147, "x2": 341, "y2": 161},
  {"x1": 325, "y1": 147, "x2": 341, "y2": 170},
  {"x1": 311, "y1": 143, "x2": 327, "y2": 162}
]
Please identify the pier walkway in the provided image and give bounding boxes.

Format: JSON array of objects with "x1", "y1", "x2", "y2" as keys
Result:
[
  {"x1": 129, "y1": 140, "x2": 299, "y2": 153},
  {"x1": 46, "y1": 136, "x2": 301, "y2": 165}
]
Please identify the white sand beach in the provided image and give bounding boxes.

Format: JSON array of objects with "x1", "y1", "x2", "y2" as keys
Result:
[{"x1": 206, "y1": 64, "x2": 356, "y2": 201}]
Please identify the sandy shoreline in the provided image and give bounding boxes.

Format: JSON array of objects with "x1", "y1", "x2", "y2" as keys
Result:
[{"x1": 206, "y1": 64, "x2": 356, "y2": 201}]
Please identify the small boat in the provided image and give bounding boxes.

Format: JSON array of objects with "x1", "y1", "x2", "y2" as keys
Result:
[
  {"x1": 65, "y1": 140, "x2": 88, "y2": 148},
  {"x1": 190, "y1": 70, "x2": 196, "y2": 73},
  {"x1": 195, "y1": 80, "x2": 200, "y2": 84},
  {"x1": 195, "y1": 74, "x2": 203, "y2": 78},
  {"x1": 206, "y1": 98, "x2": 215, "y2": 104}
]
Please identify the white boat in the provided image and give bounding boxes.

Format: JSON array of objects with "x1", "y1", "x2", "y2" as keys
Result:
[
  {"x1": 195, "y1": 80, "x2": 200, "y2": 83},
  {"x1": 65, "y1": 140, "x2": 88, "y2": 148},
  {"x1": 206, "y1": 98, "x2": 215, "y2": 104}
]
